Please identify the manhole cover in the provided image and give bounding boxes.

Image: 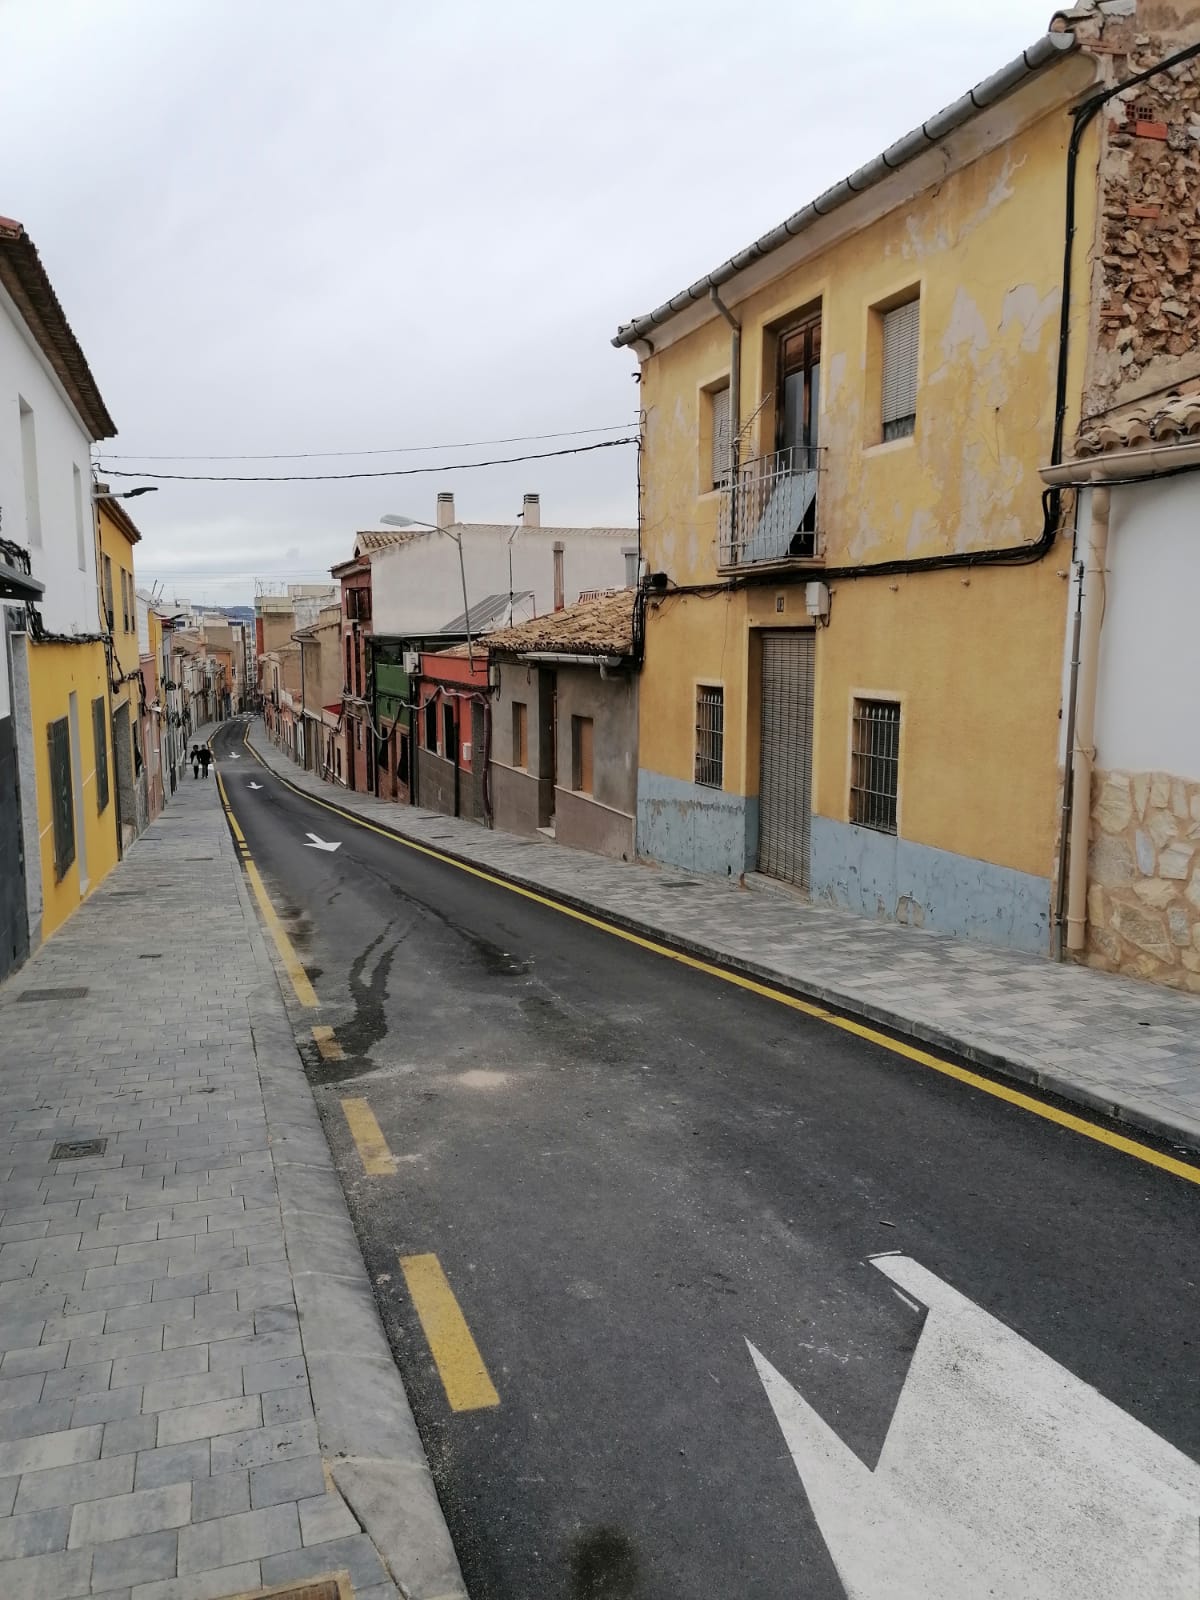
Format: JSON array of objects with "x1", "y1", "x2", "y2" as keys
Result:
[
  {"x1": 243, "y1": 1578, "x2": 346, "y2": 1600},
  {"x1": 51, "y1": 1138, "x2": 108, "y2": 1161},
  {"x1": 16, "y1": 987, "x2": 89, "y2": 1001}
]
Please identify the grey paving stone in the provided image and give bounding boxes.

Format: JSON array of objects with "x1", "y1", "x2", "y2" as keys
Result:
[
  {"x1": 71, "y1": 1386, "x2": 142, "y2": 1428},
  {"x1": 0, "y1": 1476, "x2": 17, "y2": 1516},
  {"x1": 110, "y1": 1346, "x2": 207, "y2": 1391},
  {"x1": 129, "y1": 1559, "x2": 260, "y2": 1600},
  {"x1": 240, "y1": 1355, "x2": 305, "y2": 1395},
  {"x1": 247, "y1": 1453, "x2": 326, "y2": 1509},
  {"x1": 63, "y1": 1285, "x2": 152, "y2": 1318},
  {"x1": 190, "y1": 1469, "x2": 248, "y2": 1523},
  {"x1": 261, "y1": 1388, "x2": 313, "y2": 1428},
  {"x1": 0, "y1": 1504, "x2": 73, "y2": 1560},
  {"x1": 91, "y1": 1530, "x2": 178, "y2": 1591},
  {"x1": 101, "y1": 1416, "x2": 158, "y2": 1458},
  {"x1": 140, "y1": 1370, "x2": 242, "y2": 1416},
  {"x1": 211, "y1": 1416, "x2": 317, "y2": 1475},
  {"x1": 176, "y1": 1500, "x2": 300, "y2": 1573},
  {"x1": 298, "y1": 1490, "x2": 359, "y2": 1546},
  {"x1": 5, "y1": 1424, "x2": 102, "y2": 1476},
  {"x1": 2, "y1": 1341, "x2": 68, "y2": 1376},
  {"x1": 0, "y1": 1397, "x2": 74, "y2": 1441},
  {"x1": 65, "y1": 1328, "x2": 162, "y2": 1369},
  {"x1": 0, "y1": 1371, "x2": 47, "y2": 1410},
  {"x1": 132, "y1": 1442, "x2": 209, "y2": 1491},
  {"x1": 42, "y1": 1362, "x2": 112, "y2": 1402},
  {"x1": 161, "y1": 1313, "x2": 251, "y2": 1352},
  {"x1": 156, "y1": 1394, "x2": 260, "y2": 1448},
  {"x1": 261, "y1": 1531, "x2": 389, "y2": 1592},
  {"x1": 68, "y1": 1481, "x2": 191, "y2": 1547},
  {"x1": 0, "y1": 1546, "x2": 92, "y2": 1599},
  {"x1": 15, "y1": 1454, "x2": 135, "y2": 1514}
]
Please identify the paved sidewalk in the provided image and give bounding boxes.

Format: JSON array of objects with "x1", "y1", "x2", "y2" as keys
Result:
[
  {"x1": 0, "y1": 732, "x2": 465, "y2": 1600},
  {"x1": 246, "y1": 721, "x2": 1200, "y2": 1153}
]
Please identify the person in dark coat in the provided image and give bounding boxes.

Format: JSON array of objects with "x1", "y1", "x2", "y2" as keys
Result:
[
  {"x1": 191, "y1": 745, "x2": 200, "y2": 779},
  {"x1": 199, "y1": 746, "x2": 212, "y2": 779}
]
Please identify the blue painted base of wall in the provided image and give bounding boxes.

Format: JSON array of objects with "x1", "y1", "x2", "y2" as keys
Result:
[
  {"x1": 810, "y1": 815, "x2": 1051, "y2": 955},
  {"x1": 637, "y1": 769, "x2": 757, "y2": 878}
]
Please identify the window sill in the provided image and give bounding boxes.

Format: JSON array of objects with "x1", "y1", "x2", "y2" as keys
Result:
[{"x1": 862, "y1": 433, "x2": 916, "y2": 459}]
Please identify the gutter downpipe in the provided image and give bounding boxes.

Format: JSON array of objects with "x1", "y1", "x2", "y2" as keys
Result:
[
  {"x1": 1064, "y1": 480, "x2": 1110, "y2": 955},
  {"x1": 710, "y1": 288, "x2": 740, "y2": 552}
]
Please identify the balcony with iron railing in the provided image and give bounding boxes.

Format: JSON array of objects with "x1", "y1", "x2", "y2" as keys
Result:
[{"x1": 717, "y1": 444, "x2": 825, "y2": 570}]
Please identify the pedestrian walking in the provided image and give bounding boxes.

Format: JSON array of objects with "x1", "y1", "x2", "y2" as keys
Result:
[
  {"x1": 191, "y1": 745, "x2": 200, "y2": 779},
  {"x1": 199, "y1": 746, "x2": 212, "y2": 779}
]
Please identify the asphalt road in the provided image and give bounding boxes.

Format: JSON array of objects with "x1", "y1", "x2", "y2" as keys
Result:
[{"x1": 212, "y1": 721, "x2": 1200, "y2": 1600}]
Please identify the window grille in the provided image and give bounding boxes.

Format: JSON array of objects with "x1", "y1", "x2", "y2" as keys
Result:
[
  {"x1": 48, "y1": 717, "x2": 75, "y2": 879},
  {"x1": 93, "y1": 697, "x2": 109, "y2": 814},
  {"x1": 695, "y1": 685, "x2": 724, "y2": 789},
  {"x1": 850, "y1": 698, "x2": 900, "y2": 834},
  {"x1": 882, "y1": 300, "x2": 919, "y2": 441}
]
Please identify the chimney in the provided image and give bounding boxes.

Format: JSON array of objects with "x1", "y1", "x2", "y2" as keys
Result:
[
  {"x1": 522, "y1": 492, "x2": 541, "y2": 529},
  {"x1": 436, "y1": 492, "x2": 455, "y2": 529},
  {"x1": 552, "y1": 541, "x2": 565, "y2": 612}
]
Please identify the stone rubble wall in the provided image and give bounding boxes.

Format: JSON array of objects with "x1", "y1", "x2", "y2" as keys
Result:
[
  {"x1": 1081, "y1": 4, "x2": 1200, "y2": 415},
  {"x1": 1085, "y1": 766, "x2": 1200, "y2": 989}
]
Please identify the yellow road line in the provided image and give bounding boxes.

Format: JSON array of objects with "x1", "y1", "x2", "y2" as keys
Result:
[
  {"x1": 240, "y1": 730, "x2": 1200, "y2": 1191},
  {"x1": 312, "y1": 1025, "x2": 345, "y2": 1062},
  {"x1": 399, "y1": 1252, "x2": 500, "y2": 1412},
  {"x1": 341, "y1": 1096, "x2": 396, "y2": 1173},
  {"x1": 244, "y1": 858, "x2": 319, "y2": 1009}
]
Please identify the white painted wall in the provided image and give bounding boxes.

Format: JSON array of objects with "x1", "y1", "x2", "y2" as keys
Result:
[
  {"x1": 0, "y1": 283, "x2": 101, "y2": 638},
  {"x1": 1086, "y1": 478, "x2": 1200, "y2": 781},
  {"x1": 372, "y1": 525, "x2": 633, "y2": 636}
]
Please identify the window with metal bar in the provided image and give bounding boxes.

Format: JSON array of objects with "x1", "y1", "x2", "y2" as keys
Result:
[
  {"x1": 695, "y1": 685, "x2": 724, "y2": 789},
  {"x1": 92, "y1": 697, "x2": 109, "y2": 814},
  {"x1": 850, "y1": 698, "x2": 900, "y2": 833},
  {"x1": 48, "y1": 717, "x2": 75, "y2": 879},
  {"x1": 882, "y1": 299, "x2": 919, "y2": 441}
]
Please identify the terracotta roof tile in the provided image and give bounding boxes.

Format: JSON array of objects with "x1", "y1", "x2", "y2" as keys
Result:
[
  {"x1": 478, "y1": 590, "x2": 635, "y2": 658},
  {"x1": 1075, "y1": 391, "x2": 1200, "y2": 457}
]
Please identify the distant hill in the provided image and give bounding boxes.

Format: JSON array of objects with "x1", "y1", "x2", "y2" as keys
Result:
[{"x1": 209, "y1": 605, "x2": 254, "y2": 623}]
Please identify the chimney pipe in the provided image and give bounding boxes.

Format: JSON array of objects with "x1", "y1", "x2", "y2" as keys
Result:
[
  {"x1": 436, "y1": 492, "x2": 455, "y2": 530},
  {"x1": 552, "y1": 541, "x2": 565, "y2": 612},
  {"x1": 522, "y1": 493, "x2": 541, "y2": 529}
]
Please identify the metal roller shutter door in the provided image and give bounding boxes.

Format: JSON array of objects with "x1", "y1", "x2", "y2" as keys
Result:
[{"x1": 758, "y1": 631, "x2": 815, "y2": 888}]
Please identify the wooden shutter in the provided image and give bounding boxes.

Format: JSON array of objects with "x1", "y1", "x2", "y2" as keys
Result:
[
  {"x1": 882, "y1": 300, "x2": 920, "y2": 430},
  {"x1": 711, "y1": 385, "x2": 731, "y2": 487}
]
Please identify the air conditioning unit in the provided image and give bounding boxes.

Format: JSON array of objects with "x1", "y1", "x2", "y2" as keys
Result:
[{"x1": 402, "y1": 651, "x2": 420, "y2": 674}]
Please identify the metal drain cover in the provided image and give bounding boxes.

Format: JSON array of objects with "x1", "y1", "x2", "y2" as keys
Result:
[
  {"x1": 243, "y1": 1578, "x2": 346, "y2": 1600},
  {"x1": 16, "y1": 987, "x2": 89, "y2": 1001},
  {"x1": 50, "y1": 1138, "x2": 107, "y2": 1161}
]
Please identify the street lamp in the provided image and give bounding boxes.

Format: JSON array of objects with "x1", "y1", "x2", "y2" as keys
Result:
[
  {"x1": 379, "y1": 512, "x2": 474, "y2": 668},
  {"x1": 94, "y1": 486, "x2": 158, "y2": 503}
]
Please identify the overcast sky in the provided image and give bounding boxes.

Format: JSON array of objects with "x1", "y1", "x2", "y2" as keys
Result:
[{"x1": 5, "y1": 0, "x2": 1053, "y2": 607}]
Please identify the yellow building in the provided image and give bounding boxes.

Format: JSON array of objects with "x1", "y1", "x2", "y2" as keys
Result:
[
  {"x1": 0, "y1": 217, "x2": 119, "y2": 946},
  {"x1": 97, "y1": 493, "x2": 145, "y2": 850},
  {"x1": 615, "y1": 2, "x2": 1198, "y2": 958}
]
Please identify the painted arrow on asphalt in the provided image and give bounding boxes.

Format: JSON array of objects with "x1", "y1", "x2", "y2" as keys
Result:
[
  {"x1": 304, "y1": 833, "x2": 341, "y2": 852},
  {"x1": 750, "y1": 1253, "x2": 1200, "y2": 1598},
  {"x1": 225, "y1": 752, "x2": 240, "y2": 759},
  {"x1": 247, "y1": 782, "x2": 263, "y2": 790}
]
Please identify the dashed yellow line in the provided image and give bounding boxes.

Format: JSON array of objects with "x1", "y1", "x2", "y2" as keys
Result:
[
  {"x1": 340, "y1": 1096, "x2": 396, "y2": 1174},
  {"x1": 312, "y1": 1025, "x2": 345, "y2": 1062},
  {"x1": 399, "y1": 1252, "x2": 500, "y2": 1412},
  {"x1": 238, "y1": 730, "x2": 1200, "y2": 1191}
]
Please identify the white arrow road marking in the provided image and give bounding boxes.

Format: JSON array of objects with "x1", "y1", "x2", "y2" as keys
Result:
[
  {"x1": 225, "y1": 752, "x2": 240, "y2": 759},
  {"x1": 304, "y1": 832, "x2": 341, "y2": 852},
  {"x1": 247, "y1": 782, "x2": 263, "y2": 790},
  {"x1": 750, "y1": 1253, "x2": 1200, "y2": 1599}
]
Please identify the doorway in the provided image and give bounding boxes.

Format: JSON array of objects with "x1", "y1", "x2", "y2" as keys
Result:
[{"x1": 757, "y1": 631, "x2": 815, "y2": 888}]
